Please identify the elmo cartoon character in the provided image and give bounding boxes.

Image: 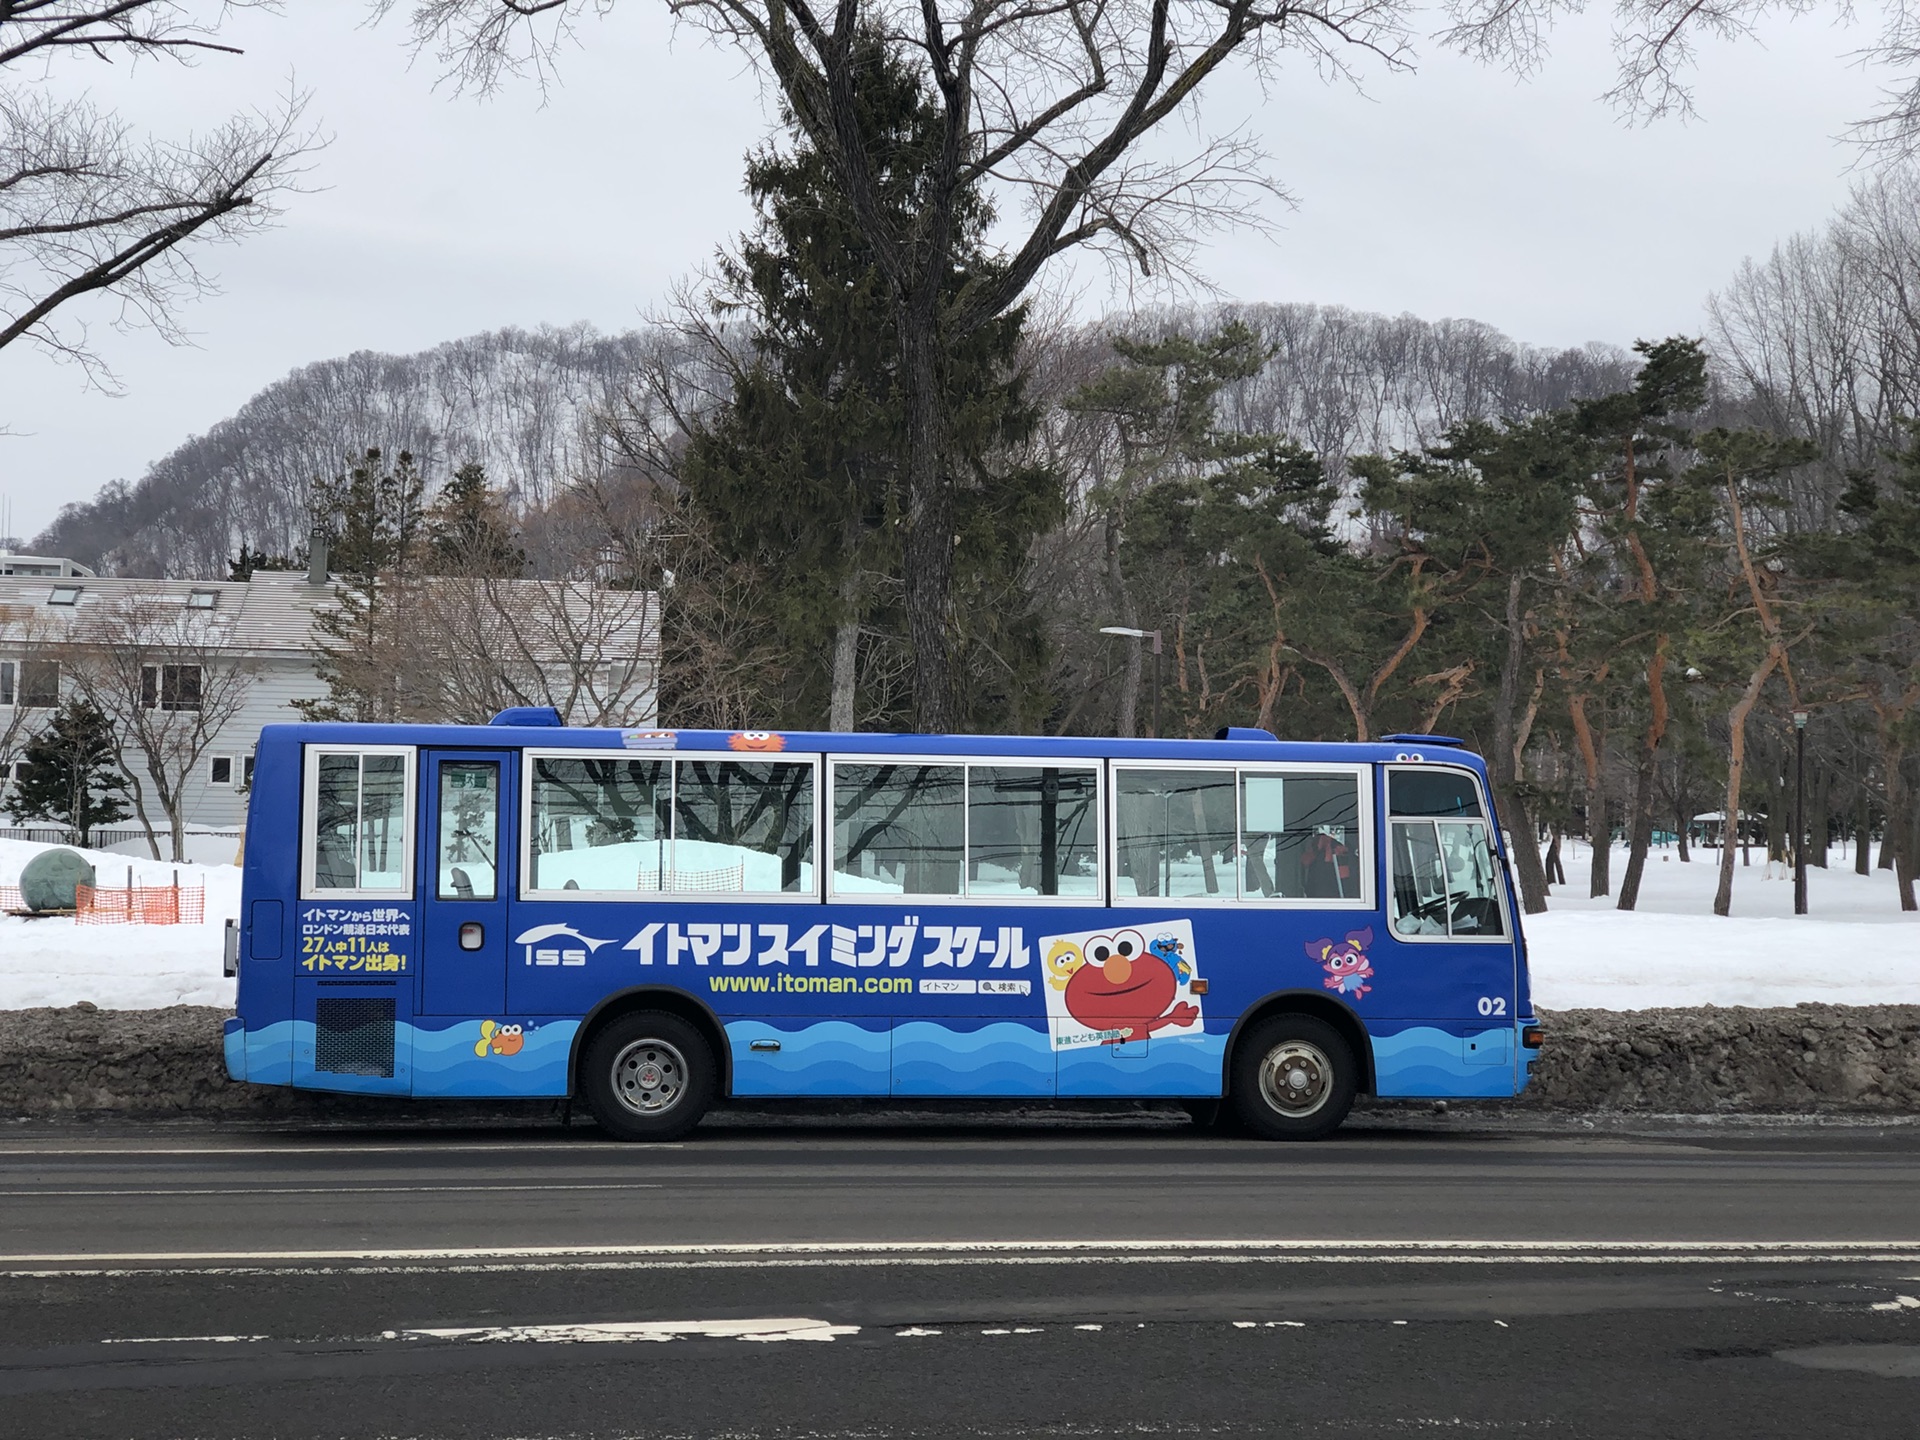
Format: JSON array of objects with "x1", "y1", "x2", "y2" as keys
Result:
[
  {"x1": 1063, "y1": 929, "x2": 1200, "y2": 1043},
  {"x1": 1306, "y1": 927, "x2": 1375, "y2": 999}
]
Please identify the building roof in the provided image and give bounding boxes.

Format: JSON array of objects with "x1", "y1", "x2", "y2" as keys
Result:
[{"x1": 0, "y1": 567, "x2": 656, "y2": 660}]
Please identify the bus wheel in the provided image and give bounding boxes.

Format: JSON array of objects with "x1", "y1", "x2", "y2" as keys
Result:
[
  {"x1": 580, "y1": 1011, "x2": 714, "y2": 1142},
  {"x1": 1230, "y1": 1014, "x2": 1357, "y2": 1141}
]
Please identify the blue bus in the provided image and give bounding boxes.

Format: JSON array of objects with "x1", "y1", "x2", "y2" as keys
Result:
[{"x1": 223, "y1": 712, "x2": 1543, "y2": 1140}]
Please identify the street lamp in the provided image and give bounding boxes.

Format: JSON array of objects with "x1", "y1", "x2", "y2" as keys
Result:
[
  {"x1": 1793, "y1": 710, "x2": 1809, "y2": 915},
  {"x1": 1099, "y1": 626, "x2": 1162, "y2": 738}
]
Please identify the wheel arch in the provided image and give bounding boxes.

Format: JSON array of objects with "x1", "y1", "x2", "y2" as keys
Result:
[
  {"x1": 570, "y1": 987, "x2": 733, "y2": 1097},
  {"x1": 1225, "y1": 990, "x2": 1376, "y2": 1096}
]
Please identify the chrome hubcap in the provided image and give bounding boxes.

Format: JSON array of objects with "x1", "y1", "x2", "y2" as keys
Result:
[
  {"x1": 1257, "y1": 1040, "x2": 1333, "y2": 1118},
  {"x1": 611, "y1": 1038, "x2": 687, "y2": 1117}
]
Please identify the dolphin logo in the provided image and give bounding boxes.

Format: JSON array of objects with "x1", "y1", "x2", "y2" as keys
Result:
[
  {"x1": 514, "y1": 923, "x2": 615, "y2": 969},
  {"x1": 513, "y1": 924, "x2": 615, "y2": 951}
]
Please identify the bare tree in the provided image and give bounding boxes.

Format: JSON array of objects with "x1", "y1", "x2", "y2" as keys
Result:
[
  {"x1": 2, "y1": 2, "x2": 317, "y2": 386},
  {"x1": 60, "y1": 591, "x2": 257, "y2": 861},
  {"x1": 406, "y1": 572, "x2": 659, "y2": 725}
]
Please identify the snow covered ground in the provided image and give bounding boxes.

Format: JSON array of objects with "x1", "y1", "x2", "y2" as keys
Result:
[
  {"x1": 1526, "y1": 838, "x2": 1918, "y2": 1010},
  {"x1": 0, "y1": 839, "x2": 239, "y2": 1010},
  {"x1": 0, "y1": 836, "x2": 1912, "y2": 1013}
]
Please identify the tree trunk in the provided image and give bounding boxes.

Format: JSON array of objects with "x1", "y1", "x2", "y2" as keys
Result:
[
  {"x1": 1898, "y1": 789, "x2": 1919, "y2": 912},
  {"x1": 1715, "y1": 649, "x2": 1781, "y2": 916},
  {"x1": 1568, "y1": 694, "x2": 1608, "y2": 897},
  {"x1": 1491, "y1": 575, "x2": 1548, "y2": 913},
  {"x1": 899, "y1": 315, "x2": 956, "y2": 732},
  {"x1": 1105, "y1": 509, "x2": 1141, "y2": 738},
  {"x1": 1856, "y1": 777, "x2": 1873, "y2": 876},
  {"x1": 1812, "y1": 763, "x2": 1831, "y2": 868},
  {"x1": 1617, "y1": 640, "x2": 1669, "y2": 911},
  {"x1": 1590, "y1": 792, "x2": 1612, "y2": 898},
  {"x1": 829, "y1": 530, "x2": 862, "y2": 733},
  {"x1": 1545, "y1": 826, "x2": 1566, "y2": 885}
]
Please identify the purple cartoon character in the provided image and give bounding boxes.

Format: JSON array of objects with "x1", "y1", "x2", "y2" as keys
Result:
[{"x1": 1306, "y1": 926, "x2": 1375, "y2": 999}]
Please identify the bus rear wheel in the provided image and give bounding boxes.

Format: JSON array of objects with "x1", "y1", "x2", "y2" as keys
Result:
[
  {"x1": 580, "y1": 1011, "x2": 715, "y2": 1142},
  {"x1": 1230, "y1": 1014, "x2": 1357, "y2": 1141}
]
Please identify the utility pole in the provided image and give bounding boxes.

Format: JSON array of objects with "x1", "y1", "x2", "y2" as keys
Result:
[
  {"x1": 1098, "y1": 626, "x2": 1163, "y2": 737},
  {"x1": 1793, "y1": 710, "x2": 1809, "y2": 915}
]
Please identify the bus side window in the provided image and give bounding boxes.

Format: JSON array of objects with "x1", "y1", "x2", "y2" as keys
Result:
[
  {"x1": 528, "y1": 756, "x2": 669, "y2": 893},
  {"x1": 967, "y1": 766, "x2": 1099, "y2": 898},
  {"x1": 673, "y1": 759, "x2": 815, "y2": 893},
  {"x1": 1113, "y1": 769, "x2": 1235, "y2": 898},
  {"x1": 1240, "y1": 772, "x2": 1361, "y2": 901},
  {"x1": 833, "y1": 763, "x2": 964, "y2": 896},
  {"x1": 306, "y1": 749, "x2": 412, "y2": 896}
]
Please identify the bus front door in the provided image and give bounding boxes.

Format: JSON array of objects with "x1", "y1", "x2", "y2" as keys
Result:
[{"x1": 420, "y1": 749, "x2": 517, "y2": 1016}]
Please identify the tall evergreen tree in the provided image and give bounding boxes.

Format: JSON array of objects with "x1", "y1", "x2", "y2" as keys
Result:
[
  {"x1": 425, "y1": 461, "x2": 524, "y2": 576},
  {"x1": 680, "y1": 34, "x2": 1060, "y2": 733},
  {"x1": 11, "y1": 698, "x2": 129, "y2": 847},
  {"x1": 298, "y1": 448, "x2": 427, "y2": 722}
]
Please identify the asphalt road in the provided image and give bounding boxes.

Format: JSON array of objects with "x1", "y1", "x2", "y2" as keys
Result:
[{"x1": 3, "y1": 1112, "x2": 1919, "y2": 1438}]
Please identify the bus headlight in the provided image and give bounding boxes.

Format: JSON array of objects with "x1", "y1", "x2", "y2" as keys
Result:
[{"x1": 223, "y1": 919, "x2": 240, "y2": 978}]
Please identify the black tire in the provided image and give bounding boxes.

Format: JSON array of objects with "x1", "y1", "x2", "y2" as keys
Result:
[
  {"x1": 1229, "y1": 1013, "x2": 1358, "y2": 1141},
  {"x1": 579, "y1": 1011, "x2": 715, "y2": 1142}
]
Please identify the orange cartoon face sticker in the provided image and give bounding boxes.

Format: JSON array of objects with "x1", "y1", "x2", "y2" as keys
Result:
[
  {"x1": 474, "y1": 1020, "x2": 526, "y2": 1057},
  {"x1": 728, "y1": 731, "x2": 787, "y2": 752}
]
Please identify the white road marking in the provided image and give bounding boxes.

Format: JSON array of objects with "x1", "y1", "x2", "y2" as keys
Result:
[
  {"x1": 406, "y1": 1317, "x2": 858, "y2": 1344},
  {"x1": 101, "y1": 1335, "x2": 268, "y2": 1344},
  {"x1": 0, "y1": 1184, "x2": 661, "y2": 1197},
  {"x1": 0, "y1": 1144, "x2": 684, "y2": 1156},
  {"x1": 1870, "y1": 1294, "x2": 1920, "y2": 1311},
  {"x1": 4, "y1": 1238, "x2": 1919, "y2": 1270},
  {"x1": 1074, "y1": 1324, "x2": 1103, "y2": 1331},
  {"x1": 895, "y1": 1327, "x2": 942, "y2": 1337}
]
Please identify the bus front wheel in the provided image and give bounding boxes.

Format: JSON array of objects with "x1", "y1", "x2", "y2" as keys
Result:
[
  {"x1": 1230, "y1": 1014, "x2": 1357, "y2": 1141},
  {"x1": 579, "y1": 1011, "x2": 715, "y2": 1142}
]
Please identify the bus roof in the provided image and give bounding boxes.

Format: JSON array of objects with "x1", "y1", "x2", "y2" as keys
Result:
[{"x1": 257, "y1": 720, "x2": 1489, "y2": 773}]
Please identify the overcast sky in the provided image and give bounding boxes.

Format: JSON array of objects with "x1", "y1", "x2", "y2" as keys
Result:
[{"x1": 0, "y1": 2, "x2": 1881, "y2": 542}]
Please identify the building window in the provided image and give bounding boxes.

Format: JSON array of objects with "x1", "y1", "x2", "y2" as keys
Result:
[
  {"x1": 187, "y1": 589, "x2": 219, "y2": 610},
  {"x1": 0, "y1": 661, "x2": 11, "y2": 706},
  {"x1": 140, "y1": 664, "x2": 203, "y2": 711},
  {"x1": 209, "y1": 756, "x2": 233, "y2": 786},
  {"x1": 48, "y1": 585, "x2": 82, "y2": 606},
  {"x1": 18, "y1": 659, "x2": 58, "y2": 708},
  {"x1": 242, "y1": 755, "x2": 256, "y2": 789}
]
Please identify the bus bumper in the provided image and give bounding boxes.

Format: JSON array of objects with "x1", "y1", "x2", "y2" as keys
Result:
[{"x1": 223, "y1": 1017, "x2": 246, "y2": 1082}]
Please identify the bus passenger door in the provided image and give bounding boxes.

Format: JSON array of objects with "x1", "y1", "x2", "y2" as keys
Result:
[{"x1": 420, "y1": 749, "x2": 516, "y2": 1016}]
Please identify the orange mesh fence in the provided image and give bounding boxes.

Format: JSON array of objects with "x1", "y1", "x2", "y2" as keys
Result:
[
  {"x1": 636, "y1": 864, "x2": 746, "y2": 892},
  {"x1": 0, "y1": 885, "x2": 25, "y2": 913},
  {"x1": 74, "y1": 884, "x2": 206, "y2": 926}
]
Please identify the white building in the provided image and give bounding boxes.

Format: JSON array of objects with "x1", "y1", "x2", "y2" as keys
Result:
[{"x1": 0, "y1": 555, "x2": 658, "y2": 859}]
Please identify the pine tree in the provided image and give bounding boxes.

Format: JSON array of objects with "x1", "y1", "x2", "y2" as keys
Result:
[
  {"x1": 11, "y1": 698, "x2": 129, "y2": 846},
  {"x1": 680, "y1": 33, "x2": 1061, "y2": 732},
  {"x1": 298, "y1": 449, "x2": 427, "y2": 722},
  {"x1": 425, "y1": 462, "x2": 524, "y2": 576}
]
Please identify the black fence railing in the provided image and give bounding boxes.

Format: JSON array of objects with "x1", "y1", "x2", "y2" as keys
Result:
[{"x1": 0, "y1": 826, "x2": 240, "y2": 850}]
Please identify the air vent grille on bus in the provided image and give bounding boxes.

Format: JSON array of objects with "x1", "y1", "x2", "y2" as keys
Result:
[{"x1": 314, "y1": 997, "x2": 396, "y2": 1078}]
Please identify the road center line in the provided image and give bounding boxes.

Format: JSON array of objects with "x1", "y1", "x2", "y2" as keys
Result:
[
  {"x1": 3, "y1": 1238, "x2": 1919, "y2": 1270},
  {"x1": 0, "y1": 1184, "x2": 662, "y2": 1197}
]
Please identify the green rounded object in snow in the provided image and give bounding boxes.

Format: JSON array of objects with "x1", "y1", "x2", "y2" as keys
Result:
[{"x1": 19, "y1": 848, "x2": 96, "y2": 913}]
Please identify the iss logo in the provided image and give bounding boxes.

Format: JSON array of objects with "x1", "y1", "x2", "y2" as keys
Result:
[{"x1": 513, "y1": 923, "x2": 616, "y2": 968}]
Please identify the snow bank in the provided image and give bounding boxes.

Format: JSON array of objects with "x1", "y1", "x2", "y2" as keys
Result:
[{"x1": 0, "y1": 839, "x2": 238, "y2": 1010}]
